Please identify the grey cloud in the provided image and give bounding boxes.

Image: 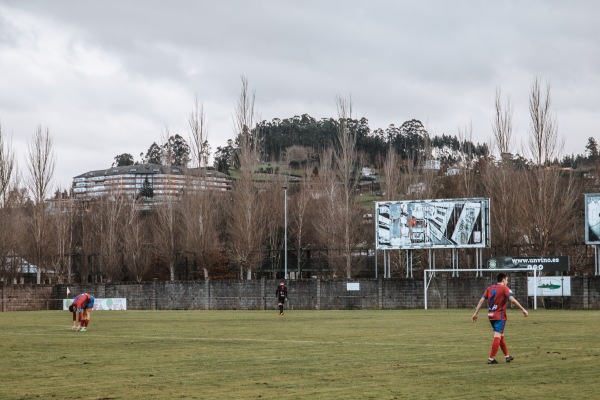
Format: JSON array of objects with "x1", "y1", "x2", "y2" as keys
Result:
[{"x1": 2, "y1": 0, "x2": 600, "y2": 188}]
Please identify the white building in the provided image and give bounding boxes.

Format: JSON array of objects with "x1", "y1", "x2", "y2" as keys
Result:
[
  {"x1": 423, "y1": 160, "x2": 441, "y2": 170},
  {"x1": 72, "y1": 163, "x2": 231, "y2": 200}
]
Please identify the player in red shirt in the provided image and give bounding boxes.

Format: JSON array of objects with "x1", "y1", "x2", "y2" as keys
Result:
[
  {"x1": 472, "y1": 273, "x2": 528, "y2": 364},
  {"x1": 68, "y1": 293, "x2": 95, "y2": 331}
]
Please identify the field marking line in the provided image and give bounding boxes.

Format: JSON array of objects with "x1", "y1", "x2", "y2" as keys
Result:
[{"x1": 0, "y1": 329, "x2": 485, "y2": 349}]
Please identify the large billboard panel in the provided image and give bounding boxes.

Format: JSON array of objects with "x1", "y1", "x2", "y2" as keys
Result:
[
  {"x1": 585, "y1": 193, "x2": 600, "y2": 244},
  {"x1": 483, "y1": 256, "x2": 569, "y2": 272},
  {"x1": 375, "y1": 198, "x2": 490, "y2": 250}
]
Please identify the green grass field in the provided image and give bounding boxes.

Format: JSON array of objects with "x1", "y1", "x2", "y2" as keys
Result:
[{"x1": 1, "y1": 309, "x2": 599, "y2": 399}]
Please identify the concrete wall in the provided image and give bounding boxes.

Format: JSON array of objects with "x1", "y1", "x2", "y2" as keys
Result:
[
  {"x1": 0, "y1": 284, "x2": 58, "y2": 311},
  {"x1": 2, "y1": 276, "x2": 600, "y2": 311}
]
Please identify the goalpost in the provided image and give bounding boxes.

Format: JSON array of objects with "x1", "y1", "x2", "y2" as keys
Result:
[{"x1": 423, "y1": 267, "x2": 540, "y2": 310}]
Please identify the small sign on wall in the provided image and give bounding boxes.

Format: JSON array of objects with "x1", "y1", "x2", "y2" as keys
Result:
[
  {"x1": 347, "y1": 283, "x2": 360, "y2": 291},
  {"x1": 527, "y1": 277, "x2": 571, "y2": 296}
]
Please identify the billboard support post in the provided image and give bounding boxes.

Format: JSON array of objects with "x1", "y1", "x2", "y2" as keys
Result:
[
  {"x1": 596, "y1": 246, "x2": 600, "y2": 276},
  {"x1": 382, "y1": 250, "x2": 388, "y2": 279},
  {"x1": 385, "y1": 251, "x2": 388, "y2": 278},
  {"x1": 374, "y1": 249, "x2": 378, "y2": 279},
  {"x1": 534, "y1": 268, "x2": 538, "y2": 310},
  {"x1": 452, "y1": 249, "x2": 459, "y2": 277},
  {"x1": 428, "y1": 249, "x2": 434, "y2": 278}
]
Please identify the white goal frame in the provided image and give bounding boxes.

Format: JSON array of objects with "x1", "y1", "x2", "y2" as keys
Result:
[{"x1": 423, "y1": 267, "x2": 540, "y2": 310}]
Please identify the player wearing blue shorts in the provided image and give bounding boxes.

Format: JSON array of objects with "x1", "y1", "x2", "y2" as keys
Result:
[
  {"x1": 69, "y1": 293, "x2": 95, "y2": 331},
  {"x1": 472, "y1": 273, "x2": 528, "y2": 364}
]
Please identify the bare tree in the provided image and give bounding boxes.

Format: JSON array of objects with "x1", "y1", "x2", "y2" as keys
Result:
[
  {"x1": 516, "y1": 79, "x2": 576, "y2": 257},
  {"x1": 492, "y1": 87, "x2": 513, "y2": 156},
  {"x1": 0, "y1": 178, "x2": 28, "y2": 283},
  {"x1": 0, "y1": 124, "x2": 18, "y2": 282},
  {"x1": 227, "y1": 76, "x2": 266, "y2": 279},
  {"x1": 155, "y1": 129, "x2": 176, "y2": 281},
  {"x1": 528, "y1": 78, "x2": 559, "y2": 167},
  {"x1": 148, "y1": 126, "x2": 182, "y2": 281},
  {"x1": 289, "y1": 170, "x2": 316, "y2": 276},
  {"x1": 97, "y1": 197, "x2": 127, "y2": 282},
  {"x1": 480, "y1": 87, "x2": 522, "y2": 254},
  {"x1": 313, "y1": 148, "x2": 341, "y2": 275},
  {"x1": 26, "y1": 126, "x2": 55, "y2": 205},
  {"x1": 50, "y1": 192, "x2": 76, "y2": 283},
  {"x1": 25, "y1": 126, "x2": 55, "y2": 283},
  {"x1": 314, "y1": 97, "x2": 364, "y2": 278},
  {"x1": 262, "y1": 177, "x2": 285, "y2": 276},
  {"x1": 152, "y1": 198, "x2": 181, "y2": 281},
  {"x1": 481, "y1": 163, "x2": 524, "y2": 255},
  {"x1": 188, "y1": 95, "x2": 211, "y2": 168},
  {"x1": 457, "y1": 121, "x2": 477, "y2": 197},
  {"x1": 233, "y1": 76, "x2": 259, "y2": 169},
  {"x1": 382, "y1": 147, "x2": 403, "y2": 200},
  {"x1": 179, "y1": 190, "x2": 223, "y2": 279},
  {"x1": 416, "y1": 132, "x2": 438, "y2": 200},
  {"x1": 0, "y1": 124, "x2": 15, "y2": 206},
  {"x1": 122, "y1": 200, "x2": 153, "y2": 282},
  {"x1": 68, "y1": 197, "x2": 105, "y2": 283},
  {"x1": 335, "y1": 96, "x2": 361, "y2": 278},
  {"x1": 381, "y1": 147, "x2": 431, "y2": 277},
  {"x1": 521, "y1": 168, "x2": 580, "y2": 256}
]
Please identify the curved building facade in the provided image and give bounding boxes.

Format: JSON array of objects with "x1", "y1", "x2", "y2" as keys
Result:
[{"x1": 72, "y1": 163, "x2": 231, "y2": 200}]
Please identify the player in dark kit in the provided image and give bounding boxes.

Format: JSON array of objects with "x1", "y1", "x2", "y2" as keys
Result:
[
  {"x1": 472, "y1": 272, "x2": 528, "y2": 364},
  {"x1": 275, "y1": 281, "x2": 288, "y2": 316}
]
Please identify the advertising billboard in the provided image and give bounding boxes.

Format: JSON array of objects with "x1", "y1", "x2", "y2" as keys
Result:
[
  {"x1": 63, "y1": 298, "x2": 127, "y2": 310},
  {"x1": 483, "y1": 256, "x2": 570, "y2": 272},
  {"x1": 375, "y1": 198, "x2": 490, "y2": 250},
  {"x1": 585, "y1": 193, "x2": 600, "y2": 244},
  {"x1": 527, "y1": 276, "x2": 571, "y2": 296}
]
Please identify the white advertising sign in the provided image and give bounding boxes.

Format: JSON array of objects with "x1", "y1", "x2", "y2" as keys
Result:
[
  {"x1": 527, "y1": 277, "x2": 571, "y2": 297},
  {"x1": 63, "y1": 298, "x2": 127, "y2": 310}
]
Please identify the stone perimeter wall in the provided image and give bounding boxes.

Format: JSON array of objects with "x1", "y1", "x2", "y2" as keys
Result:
[{"x1": 2, "y1": 276, "x2": 600, "y2": 312}]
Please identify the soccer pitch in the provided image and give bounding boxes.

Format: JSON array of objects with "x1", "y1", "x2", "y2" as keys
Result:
[{"x1": 1, "y1": 309, "x2": 599, "y2": 399}]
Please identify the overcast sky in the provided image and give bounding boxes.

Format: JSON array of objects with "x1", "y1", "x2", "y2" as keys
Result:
[{"x1": 1, "y1": 0, "x2": 599, "y2": 190}]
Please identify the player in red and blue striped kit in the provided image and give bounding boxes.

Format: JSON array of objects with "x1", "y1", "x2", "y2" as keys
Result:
[
  {"x1": 68, "y1": 293, "x2": 95, "y2": 332},
  {"x1": 472, "y1": 273, "x2": 528, "y2": 364}
]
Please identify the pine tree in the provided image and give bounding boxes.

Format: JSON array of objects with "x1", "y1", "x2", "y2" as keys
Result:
[{"x1": 139, "y1": 177, "x2": 154, "y2": 198}]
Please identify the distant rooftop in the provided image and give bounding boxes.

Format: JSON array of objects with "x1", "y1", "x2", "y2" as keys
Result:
[{"x1": 73, "y1": 163, "x2": 228, "y2": 180}]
